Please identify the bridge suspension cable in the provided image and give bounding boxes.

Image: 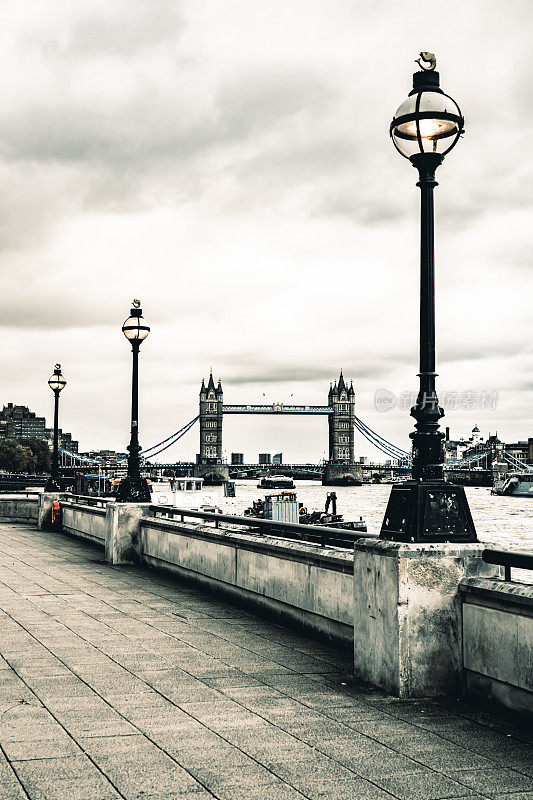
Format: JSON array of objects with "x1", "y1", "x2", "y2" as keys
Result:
[
  {"x1": 446, "y1": 449, "x2": 491, "y2": 468},
  {"x1": 502, "y1": 449, "x2": 533, "y2": 472},
  {"x1": 143, "y1": 416, "x2": 199, "y2": 460},
  {"x1": 142, "y1": 416, "x2": 199, "y2": 456},
  {"x1": 353, "y1": 415, "x2": 411, "y2": 462},
  {"x1": 58, "y1": 448, "x2": 102, "y2": 465}
]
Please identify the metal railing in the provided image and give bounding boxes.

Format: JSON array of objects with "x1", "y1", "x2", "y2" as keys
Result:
[
  {"x1": 149, "y1": 505, "x2": 376, "y2": 549},
  {"x1": 483, "y1": 548, "x2": 533, "y2": 581},
  {"x1": 62, "y1": 493, "x2": 109, "y2": 510},
  {"x1": 0, "y1": 490, "x2": 41, "y2": 499}
]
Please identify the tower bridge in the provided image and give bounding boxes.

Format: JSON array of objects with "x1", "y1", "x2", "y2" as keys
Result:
[{"x1": 197, "y1": 371, "x2": 362, "y2": 485}]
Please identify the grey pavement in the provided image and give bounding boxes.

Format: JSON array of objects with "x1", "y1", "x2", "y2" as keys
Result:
[{"x1": 0, "y1": 521, "x2": 531, "y2": 800}]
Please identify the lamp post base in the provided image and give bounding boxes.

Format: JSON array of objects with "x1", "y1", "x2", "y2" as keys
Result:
[
  {"x1": 380, "y1": 480, "x2": 477, "y2": 543},
  {"x1": 116, "y1": 475, "x2": 151, "y2": 503}
]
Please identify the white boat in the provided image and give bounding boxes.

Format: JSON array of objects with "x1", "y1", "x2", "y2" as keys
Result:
[
  {"x1": 491, "y1": 471, "x2": 533, "y2": 498},
  {"x1": 149, "y1": 477, "x2": 222, "y2": 512}
]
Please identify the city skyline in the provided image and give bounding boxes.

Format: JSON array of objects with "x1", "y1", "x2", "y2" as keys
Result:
[{"x1": 1, "y1": 1, "x2": 532, "y2": 460}]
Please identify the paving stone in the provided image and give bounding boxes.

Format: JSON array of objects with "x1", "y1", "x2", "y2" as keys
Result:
[
  {"x1": 12, "y1": 756, "x2": 120, "y2": 799},
  {"x1": 91, "y1": 752, "x2": 203, "y2": 795},
  {"x1": 0, "y1": 761, "x2": 29, "y2": 799},
  {"x1": 373, "y1": 769, "x2": 480, "y2": 799},
  {"x1": 294, "y1": 776, "x2": 398, "y2": 799},
  {"x1": 1, "y1": 523, "x2": 531, "y2": 800},
  {"x1": 447, "y1": 767, "x2": 533, "y2": 794},
  {"x1": 2, "y1": 736, "x2": 82, "y2": 761}
]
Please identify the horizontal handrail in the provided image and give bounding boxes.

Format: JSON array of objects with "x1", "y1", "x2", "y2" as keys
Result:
[
  {"x1": 483, "y1": 548, "x2": 533, "y2": 581},
  {"x1": 0, "y1": 491, "x2": 40, "y2": 499},
  {"x1": 149, "y1": 505, "x2": 376, "y2": 548},
  {"x1": 62, "y1": 493, "x2": 110, "y2": 509}
]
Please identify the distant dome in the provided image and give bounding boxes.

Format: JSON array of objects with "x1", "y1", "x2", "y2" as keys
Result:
[{"x1": 472, "y1": 424, "x2": 480, "y2": 433}]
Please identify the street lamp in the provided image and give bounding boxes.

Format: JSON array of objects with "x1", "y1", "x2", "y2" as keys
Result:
[
  {"x1": 380, "y1": 53, "x2": 476, "y2": 542},
  {"x1": 45, "y1": 364, "x2": 66, "y2": 491},
  {"x1": 116, "y1": 300, "x2": 152, "y2": 502}
]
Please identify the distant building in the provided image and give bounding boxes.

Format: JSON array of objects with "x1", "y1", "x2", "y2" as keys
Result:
[
  {"x1": 445, "y1": 425, "x2": 484, "y2": 463},
  {"x1": 272, "y1": 453, "x2": 283, "y2": 465},
  {"x1": 504, "y1": 441, "x2": 531, "y2": 466},
  {"x1": 328, "y1": 371, "x2": 355, "y2": 464},
  {"x1": 447, "y1": 426, "x2": 533, "y2": 470},
  {"x1": 0, "y1": 403, "x2": 78, "y2": 453},
  {"x1": 81, "y1": 449, "x2": 126, "y2": 462},
  {"x1": 259, "y1": 453, "x2": 271, "y2": 465},
  {"x1": 231, "y1": 453, "x2": 244, "y2": 465}
]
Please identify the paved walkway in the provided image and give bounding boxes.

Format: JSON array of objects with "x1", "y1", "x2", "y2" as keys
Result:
[{"x1": 0, "y1": 522, "x2": 531, "y2": 800}]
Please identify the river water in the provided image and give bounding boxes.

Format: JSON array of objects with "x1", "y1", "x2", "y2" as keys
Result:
[{"x1": 204, "y1": 480, "x2": 533, "y2": 581}]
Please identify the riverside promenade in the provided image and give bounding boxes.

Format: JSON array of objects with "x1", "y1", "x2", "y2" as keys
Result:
[{"x1": 0, "y1": 521, "x2": 532, "y2": 800}]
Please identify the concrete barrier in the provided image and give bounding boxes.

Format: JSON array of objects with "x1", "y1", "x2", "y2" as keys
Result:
[
  {"x1": 3, "y1": 492, "x2": 527, "y2": 706},
  {"x1": 61, "y1": 499, "x2": 107, "y2": 546},
  {"x1": 0, "y1": 496, "x2": 39, "y2": 522},
  {"x1": 352, "y1": 539, "x2": 499, "y2": 698},
  {"x1": 140, "y1": 517, "x2": 354, "y2": 648},
  {"x1": 460, "y1": 577, "x2": 533, "y2": 719}
]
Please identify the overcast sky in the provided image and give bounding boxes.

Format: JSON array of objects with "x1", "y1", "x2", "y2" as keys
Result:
[{"x1": 2, "y1": 0, "x2": 532, "y2": 462}]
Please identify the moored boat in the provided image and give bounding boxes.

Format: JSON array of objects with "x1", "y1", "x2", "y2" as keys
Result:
[
  {"x1": 491, "y1": 471, "x2": 533, "y2": 497},
  {"x1": 148, "y1": 477, "x2": 222, "y2": 511},
  {"x1": 257, "y1": 474, "x2": 295, "y2": 489},
  {"x1": 244, "y1": 490, "x2": 367, "y2": 532}
]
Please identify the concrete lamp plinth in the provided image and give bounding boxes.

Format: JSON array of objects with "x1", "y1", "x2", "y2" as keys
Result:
[{"x1": 353, "y1": 538, "x2": 500, "y2": 698}]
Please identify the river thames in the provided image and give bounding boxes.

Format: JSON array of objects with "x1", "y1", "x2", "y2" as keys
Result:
[{"x1": 207, "y1": 480, "x2": 533, "y2": 579}]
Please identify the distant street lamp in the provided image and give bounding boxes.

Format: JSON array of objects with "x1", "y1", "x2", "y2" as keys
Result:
[
  {"x1": 45, "y1": 364, "x2": 66, "y2": 491},
  {"x1": 116, "y1": 300, "x2": 152, "y2": 502},
  {"x1": 380, "y1": 53, "x2": 476, "y2": 542}
]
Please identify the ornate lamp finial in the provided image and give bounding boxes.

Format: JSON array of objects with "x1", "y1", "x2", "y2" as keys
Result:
[
  {"x1": 415, "y1": 51, "x2": 436, "y2": 71},
  {"x1": 132, "y1": 299, "x2": 141, "y2": 308}
]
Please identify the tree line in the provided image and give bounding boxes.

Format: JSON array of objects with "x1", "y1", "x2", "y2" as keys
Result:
[{"x1": 0, "y1": 438, "x2": 51, "y2": 473}]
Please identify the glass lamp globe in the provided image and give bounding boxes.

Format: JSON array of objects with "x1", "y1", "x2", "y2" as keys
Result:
[
  {"x1": 122, "y1": 301, "x2": 150, "y2": 342},
  {"x1": 390, "y1": 65, "x2": 464, "y2": 159},
  {"x1": 48, "y1": 364, "x2": 66, "y2": 392}
]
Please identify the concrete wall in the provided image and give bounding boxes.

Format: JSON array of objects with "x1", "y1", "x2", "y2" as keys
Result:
[
  {"x1": 61, "y1": 500, "x2": 107, "y2": 546},
  {"x1": 140, "y1": 518, "x2": 354, "y2": 647},
  {"x1": 353, "y1": 539, "x2": 498, "y2": 698},
  {"x1": 460, "y1": 577, "x2": 533, "y2": 719},
  {"x1": 0, "y1": 496, "x2": 39, "y2": 522}
]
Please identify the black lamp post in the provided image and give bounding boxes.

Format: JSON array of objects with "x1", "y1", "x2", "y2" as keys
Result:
[
  {"x1": 116, "y1": 300, "x2": 152, "y2": 502},
  {"x1": 380, "y1": 53, "x2": 476, "y2": 542},
  {"x1": 45, "y1": 364, "x2": 66, "y2": 491}
]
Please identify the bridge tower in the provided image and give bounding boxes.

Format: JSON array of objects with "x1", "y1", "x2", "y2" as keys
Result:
[
  {"x1": 328, "y1": 371, "x2": 355, "y2": 464},
  {"x1": 198, "y1": 373, "x2": 223, "y2": 464}
]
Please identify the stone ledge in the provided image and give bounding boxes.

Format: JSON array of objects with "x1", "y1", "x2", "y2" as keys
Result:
[
  {"x1": 354, "y1": 538, "x2": 491, "y2": 558},
  {"x1": 61, "y1": 502, "x2": 106, "y2": 517},
  {"x1": 460, "y1": 576, "x2": 533, "y2": 610},
  {"x1": 142, "y1": 518, "x2": 355, "y2": 573}
]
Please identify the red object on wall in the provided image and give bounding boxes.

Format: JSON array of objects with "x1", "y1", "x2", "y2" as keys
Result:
[{"x1": 51, "y1": 501, "x2": 61, "y2": 525}]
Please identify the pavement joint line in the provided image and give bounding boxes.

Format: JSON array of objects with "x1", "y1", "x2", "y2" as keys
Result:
[
  {"x1": 0, "y1": 739, "x2": 33, "y2": 799},
  {"x1": 0, "y1": 609, "x2": 224, "y2": 800},
  {"x1": 2, "y1": 533, "x2": 340, "y2": 676},
  {"x1": 13, "y1": 557, "x2": 526, "y2": 792},
  {"x1": 0, "y1": 650, "x2": 129, "y2": 800},
  {"x1": 0, "y1": 530, "x2": 381, "y2": 799},
  {"x1": 1, "y1": 567, "x2": 318, "y2": 799},
  {"x1": 4, "y1": 526, "x2": 338, "y2": 668},
  {"x1": 1, "y1": 555, "x2": 478, "y2": 800},
  {"x1": 1, "y1": 524, "x2": 531, "y2": 800}
]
